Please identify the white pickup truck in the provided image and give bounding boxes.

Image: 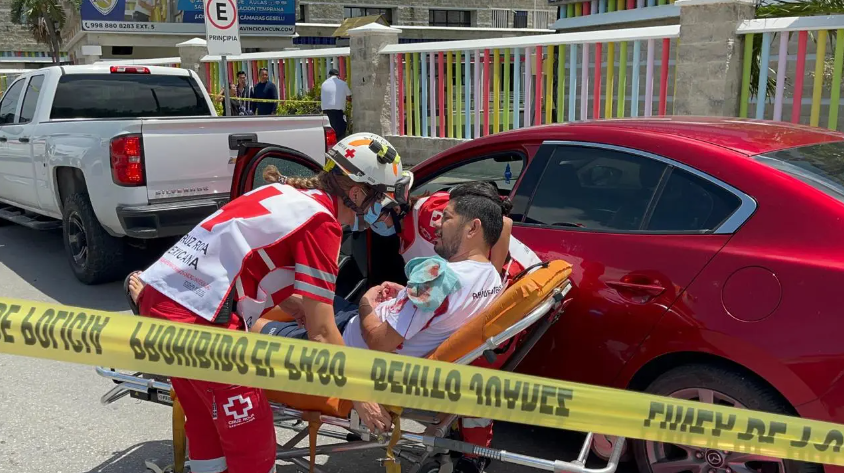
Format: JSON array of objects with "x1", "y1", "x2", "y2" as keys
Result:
[{"x1": 0, "y1": 64, "x2": 332, "y2": 284}]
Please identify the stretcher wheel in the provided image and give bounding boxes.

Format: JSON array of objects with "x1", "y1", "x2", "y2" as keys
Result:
[{"x1": 418, "y1": 461, "x2": 444, "y2": 473}]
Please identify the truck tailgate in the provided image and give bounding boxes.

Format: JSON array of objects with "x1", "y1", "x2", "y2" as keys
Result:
[{"x1": 140, "y1": 115, "x2": 328, "y2": 201}]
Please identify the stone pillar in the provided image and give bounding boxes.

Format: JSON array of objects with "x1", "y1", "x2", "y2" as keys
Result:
[
  {"x1": 177, "y1": 38, "x2": 209, "y2": 88},
  {"x1": 672, "y1": 0, "x2": 756, "y2": 117},
  {"x1": 348, "y1": 23, "x2": 401, "y2": 136}
]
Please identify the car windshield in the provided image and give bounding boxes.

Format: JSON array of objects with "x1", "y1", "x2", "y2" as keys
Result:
[{"x1": 754, "y1": 141, "x2": 844, "y2": 203}]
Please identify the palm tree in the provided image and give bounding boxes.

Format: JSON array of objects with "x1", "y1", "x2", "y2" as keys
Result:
[
  {"x1": 747, "y1": 0, "x2": 843, "y2": 101},
  {"x1": 10, "y1": 0, "x2": 81, "y2": 65}
]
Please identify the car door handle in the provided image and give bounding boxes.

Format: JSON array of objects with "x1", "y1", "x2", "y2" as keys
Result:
[
  {"x1": 18, "y1": 137, "x2": 29, "y2": 143},
  {"x1": 606, "y1": 280, "x2": 666, "y2": 297}
]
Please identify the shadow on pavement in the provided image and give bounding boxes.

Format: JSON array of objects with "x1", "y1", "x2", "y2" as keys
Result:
[
  {"x1": 0, "y1": 226, "x2": 134, "y2": 312},
  {"x1": 84, "y1": 440, "x2": 174, "y2": 473}
]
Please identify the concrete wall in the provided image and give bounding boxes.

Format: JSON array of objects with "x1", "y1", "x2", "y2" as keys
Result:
[{"x1": 387, "y1": 136, "x2": 469, "y2": 167}]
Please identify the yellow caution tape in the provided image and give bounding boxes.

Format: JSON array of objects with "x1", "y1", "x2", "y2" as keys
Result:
[
  {"x1": 210, "y1": 94, "x2": 321, "y2": 104},
  {"x1": 1, "y1": 296, "x2": 843, "y2": 466}
]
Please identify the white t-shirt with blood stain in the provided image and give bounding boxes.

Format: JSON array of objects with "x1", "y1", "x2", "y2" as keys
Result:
[{"x1": 342, "y1": 259, "x2": 502, "y2": 357}]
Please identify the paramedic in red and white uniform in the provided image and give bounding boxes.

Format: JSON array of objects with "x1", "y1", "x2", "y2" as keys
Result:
[{"x1": 133, "y1": 133, "x2": 405, "y2": 473}]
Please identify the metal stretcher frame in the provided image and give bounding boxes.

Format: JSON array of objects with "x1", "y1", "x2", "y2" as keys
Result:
[{"x1": 95, "y1": 277, "x2": 628, "y2": 473}]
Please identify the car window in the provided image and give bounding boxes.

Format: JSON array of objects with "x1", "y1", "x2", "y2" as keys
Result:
[
  {"x1": 0, "y1": 79, "x2": 25, "y2": 125},
  {"x1": 19, "y1": 75, "x2": 44, "y2": 124},
  {"x1": 252, "y1": 155, "x2": 317, "y2": 190},
  {"x1": 523, "y1": 145, "x2": 667, "y2": 231},
  {"x1": 754, "y1": 142, "x2": 844, "y2": 203},
  {"x1": 411, "y1": 152, "x2": 525, "y2": 197},
  {"x1": 51, "y1": 74, "x2": 210, "y2": 119},
  {"x1": 646, "y1": 168, "x2": 741, "y2": 232}
]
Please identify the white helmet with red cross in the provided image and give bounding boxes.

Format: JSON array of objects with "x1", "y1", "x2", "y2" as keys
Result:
[{"x1": 324, "y1": 132, "x2": 406, "y2": 199}]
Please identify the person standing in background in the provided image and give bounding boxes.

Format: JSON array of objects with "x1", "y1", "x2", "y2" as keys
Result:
[
  {"x1": 252, "y1": 67, "x2": 279, "y2": 116},
  {"x1": 321, "y1": 69, "x2": 351, "y2": 139}
]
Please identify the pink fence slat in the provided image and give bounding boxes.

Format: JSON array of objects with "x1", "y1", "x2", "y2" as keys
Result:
[
  {"x1": 594, "y1": 42, "x2": 602, "y2": 119},
  {"x1": 534, "y1": 45, "x2": 542, "y2": 126},
  {"x1": 308, "y1": 59, "x2": 315, "y2": 90},
  {"x1": 339, "y1": 56, "x2": 347, "y2": 80},
  {"x1": 438, "y1": 51, "x2": 446, "y2": 138},
  {"x1": 430, "y1": 52, "x2": 436, "y2": 138},
  {"x1": 398, "y1": 55, "x2": 405, "y2": 135},
  {"x1": 645, "y1": 39, "x2": 655, "y2": 117},
  {"x1": 581, "y1": 43, "x2": 590, "y2": 120},
  {"x1": 390, "y1": 55, "x2": 397, "y2": 135},
  {"x1": 627, "y1": 0, "x2": 635, "y2": 9},
  {"x1": 483, "y1": 49, "x2": 491, "y2": 136},
  {"x1": 792, "y1": 30, "x2": 808, "y2": 124},
  {"x1": 773, "y1": 34, "x2": 788, "y2": 121},
  {"x1": 659, "y1": 38, "x2": 670, "y2": 116},
  {"x1": 583, "y1": 1, "x2": 591, "y2": 14},
  {"x1": 475, "y1": 49, "x2": 482, "y2": 137}
]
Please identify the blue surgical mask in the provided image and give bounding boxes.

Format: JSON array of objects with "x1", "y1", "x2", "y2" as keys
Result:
[
  {"x1": 363, "y1": 202, "x2": 383, "y2": 225},
  {"x1": 371, "y1": 220, "x2": 396, "y2": 236}
]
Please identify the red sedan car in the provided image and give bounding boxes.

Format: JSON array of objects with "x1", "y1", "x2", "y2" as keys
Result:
[
  {"x1": 408, "y1": 117, "x2": 844, "y2": 473},
  {"x1": 232, "y1": 117, "x2": 844, "y2": 473}
]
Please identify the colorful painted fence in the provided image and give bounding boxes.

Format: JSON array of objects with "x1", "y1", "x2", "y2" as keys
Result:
[
  {"x1": 383, "y1": 25, "x2": 678, "y2": 139},
  {"x1": 201, "y1": 48, "x2": 351, "y2": 100},
  {"x1": 738, "y1": 14, "x2": 844, "y2": 131},
  {"x1": 558, "y1": 0, "x2": 676, "y2": 18}
]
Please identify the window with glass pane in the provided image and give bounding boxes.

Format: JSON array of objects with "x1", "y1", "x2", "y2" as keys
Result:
[
  {"x1": 19, "y1": 75, "x2": 44, "y2": 124},
  {"x1": 0, "y1": 79, "x2": 24, "y2": 124},
  {"x1": 429, "y1": 9, "x2": 471, "y2": 27},
  {"x1": 344, "y1": 6, "x2": 392, "y2": 23},
  {"x1": 646, "y1": 168, "x2": 741, "y2": 232},
  {"x1": 524, "y1": 146, "x2": 667, "y2": 231},
  {"x1": 514, "y1": 11, "x2": 528, "y2": 28},
  {"x1": 411, "y1": 152, "x2": 525, "y2": 197}
]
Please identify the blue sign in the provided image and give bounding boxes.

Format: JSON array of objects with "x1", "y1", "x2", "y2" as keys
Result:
[{"x1": 80, "y1": 0, "x2": 295, "y2": 35}]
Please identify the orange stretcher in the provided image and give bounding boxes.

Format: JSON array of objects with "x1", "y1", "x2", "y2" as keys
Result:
[{"x1": 95, "y1": 260, "x2": 628, "y2": 473}]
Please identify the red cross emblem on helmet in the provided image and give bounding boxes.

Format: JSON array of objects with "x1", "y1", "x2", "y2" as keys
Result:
[{"x1": 345, "y1": 149, "x2": 356, "y2": 159}]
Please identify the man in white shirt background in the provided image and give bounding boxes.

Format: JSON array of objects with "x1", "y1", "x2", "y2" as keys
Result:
[{"x1": 321, "y1": 68, "x2": 352, "y2": 139}]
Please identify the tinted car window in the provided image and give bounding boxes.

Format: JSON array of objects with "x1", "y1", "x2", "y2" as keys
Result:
[
  {"x1": 19, "y1": 75, "x2": 44, "y2": 124},
  {"x1": 51, "y1": 74, "x2": 210, "y2": 119},
  {"x1": 524, "y1": 145, "x2": 666, "y2": 231},
  {"x1": 755, "y1": 142, "x2": 844, "y2": 203},
  {"x1": 411, "y1": 152, "x2": 524, "y2": 198},
  {"x1": 0, "y1": 79, "x2": 25, "y2": 124},
  {"x1": 252, "y1": 155, "x2": 316, "y2": 190},
  {"x1": 647, "y1": 168, "x2": 741, "y2": 232}
]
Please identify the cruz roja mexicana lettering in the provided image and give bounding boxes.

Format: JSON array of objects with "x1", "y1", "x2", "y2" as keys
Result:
[{"x1": 0, "y1": 303, "x2": 110, "y2": 355}]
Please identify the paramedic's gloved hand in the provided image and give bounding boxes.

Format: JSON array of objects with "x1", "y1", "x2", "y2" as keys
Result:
[{"x1": 353, "y1": 400, "x2": 392, "y2": 434}]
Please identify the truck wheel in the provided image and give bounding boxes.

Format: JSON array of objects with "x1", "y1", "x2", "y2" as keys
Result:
[
  {"x1": 632, "y1": 364, "x2": 822, "y2": 473},
  {"x1": 62, "y1": 192, "x2": 125, "y2": 285}
]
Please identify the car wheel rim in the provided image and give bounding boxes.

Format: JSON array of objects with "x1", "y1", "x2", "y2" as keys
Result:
[
  {"x1": 645, "y1": 388, "x2": 786, "y2": 473},
  {"x1": 67, "y1": 212, "x2": 88, "y2": 268}
]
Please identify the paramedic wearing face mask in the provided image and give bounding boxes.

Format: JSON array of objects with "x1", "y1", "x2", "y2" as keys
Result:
[{"x1": 127, "y1": 133, "x2": 404, "y2": 473}]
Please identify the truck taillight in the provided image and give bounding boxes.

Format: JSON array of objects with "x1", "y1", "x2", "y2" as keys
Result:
[
  {"x1": 110, "y1": 66, "x2": 150, "y2": 74},
  {"x1": 110, "y1": 134, "x2": 145, "y2": 186},
  {"x1": 324, "y1": 126, "x2": 337, "y2": 152}
]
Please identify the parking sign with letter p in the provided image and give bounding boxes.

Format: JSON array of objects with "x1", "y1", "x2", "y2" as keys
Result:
[{"x1": 204, "y1": 0, "x2": 241, "y2": 56}]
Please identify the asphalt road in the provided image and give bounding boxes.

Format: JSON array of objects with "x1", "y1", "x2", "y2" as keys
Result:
[{"x1": 0, "y1": 224, "x2": 631, "y2": 473}]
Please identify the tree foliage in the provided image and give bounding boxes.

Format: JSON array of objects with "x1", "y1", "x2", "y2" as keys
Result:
[{"x1": 10, "y1": 0, "x2": 81, "y2": 64}]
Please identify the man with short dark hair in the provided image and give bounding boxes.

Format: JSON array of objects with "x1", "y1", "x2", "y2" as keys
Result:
[
  {"x1": 252, "y1": 67, "x2": 278, "y2": 115},
  {"x1": 321, "y1": 68, "x2": 351, "y2": 138}
]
